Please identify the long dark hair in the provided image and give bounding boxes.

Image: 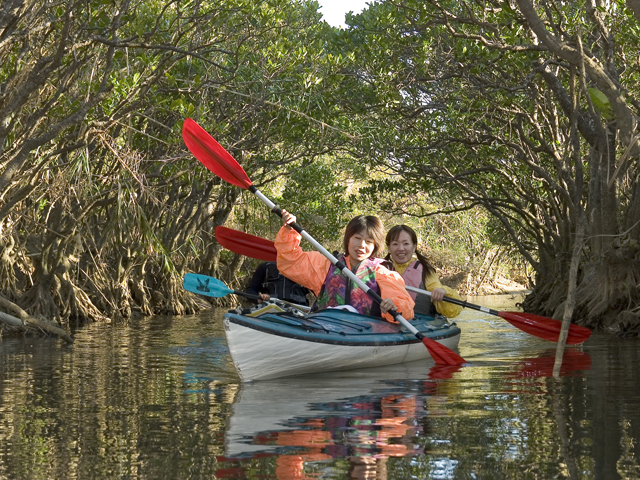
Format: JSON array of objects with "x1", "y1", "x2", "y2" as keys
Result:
[
  {"x1": 385, "y1": 225, "x2": 436, "y2": 277},
  {"x1": 343, "y1": 216, "x2": 386, "y2": 259}
]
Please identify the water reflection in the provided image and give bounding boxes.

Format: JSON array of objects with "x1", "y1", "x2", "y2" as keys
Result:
[
  {"x1": 222, "y1": 363, "x2": 431, "y2": 456},
  {"x1": 217, "y1": 364, "x2": 431, "y2": 479},
  {"x1": 3, "y1": 297, "x2": 640, "y2": 479},
  {"x1": 507, "y1": 348, "x2": 592, "y2": 379},
  {"x1": 213, "y1": 348, "x2": 594, "y2": 480}
]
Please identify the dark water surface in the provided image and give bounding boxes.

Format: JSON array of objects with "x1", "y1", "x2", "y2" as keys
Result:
[{"x1": 1, "y1": 295, "x2": 640, "y2": 480}]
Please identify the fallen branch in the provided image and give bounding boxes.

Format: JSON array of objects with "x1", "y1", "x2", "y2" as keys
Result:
[
  {"x1": 0, "y1": 294, "x2": 74, "y2": 344},
  {"x1": 0, "y1": 310, "x2": 26, "y2": 329}
]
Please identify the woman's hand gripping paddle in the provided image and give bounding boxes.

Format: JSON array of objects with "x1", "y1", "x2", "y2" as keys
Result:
[
  {"x1": 182, "y1": 118, "x2": 465, "y2": 366},
  {"x1": 213, "y1": 227, "x2": 592, "y2": 346}
]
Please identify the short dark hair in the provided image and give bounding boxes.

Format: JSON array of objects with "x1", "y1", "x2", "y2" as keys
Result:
[{"x1": 343, "y1": 216, "x2": 386, "y2": 258}]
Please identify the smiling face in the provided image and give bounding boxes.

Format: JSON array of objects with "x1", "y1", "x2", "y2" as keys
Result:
[
  {"x1": 342, "y1": 216, "x2": 385, "y2": 261},
  {"x1": 347, "y1": 229, "x2": 376, "y2": 263},
  {"x1": 388, "y1": 230, "x2": 416, "y2": 264}
]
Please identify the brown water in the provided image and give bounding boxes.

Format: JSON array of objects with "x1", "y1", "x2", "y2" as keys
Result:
[{"x1": 1, "y1": 295, "x2": 639, "y2": 480}]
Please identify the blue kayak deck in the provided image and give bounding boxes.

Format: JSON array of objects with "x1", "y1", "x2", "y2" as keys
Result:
[{"x1": 224, "y1": 310, "x2": 461, "y2": 347}]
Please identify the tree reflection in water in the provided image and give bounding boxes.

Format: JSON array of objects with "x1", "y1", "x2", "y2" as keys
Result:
[{"x1": 12, "y1": 310, "x2": 640, "y2": 480}]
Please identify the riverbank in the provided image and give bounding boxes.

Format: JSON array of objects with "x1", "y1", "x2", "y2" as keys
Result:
[{"x1": 441, "y1": 271, "x2": 530, "y2": 296}]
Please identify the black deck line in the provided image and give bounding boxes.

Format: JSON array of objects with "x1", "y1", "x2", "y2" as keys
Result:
[
  {"x1": 270, "y1": 311, "x2": 366, "y2": 333},
  {"x1": 272, "y1": 312, "x2": 332, "y2": 333},
  {"x1": 263, "y1": 316, "x2": 330, "y2": 333},
  {"x1": 306, "y1": 314, "x2": 369, "y2": 332}
]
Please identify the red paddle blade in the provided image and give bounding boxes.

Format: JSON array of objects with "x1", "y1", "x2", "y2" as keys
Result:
[
  {"x1": 215, "y1": 226, "x2": 278, "y2": 262},
  {"x1": 422, "y1": 337, "x2": 465, "y2": 365},
  {"x1": 182, "y1": 118, "x2": 252, "y2": 190},
  {"x1": 498, "y1": 311, "x2": 591, "y2": 345}
]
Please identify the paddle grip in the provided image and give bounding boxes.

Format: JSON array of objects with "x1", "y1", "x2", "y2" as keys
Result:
[
  {"x1": 365, "y1": 289, "x2": 419, "y2": 335},
  {"x1": 269, "y1": 202, "x2": 283, "y2": 217},
  {"x1": 269, "y1": 205, "x2": 350, "y2": 269},
  {"x1": 268, "y1": 203, "x2": 308, "y2": 237}
]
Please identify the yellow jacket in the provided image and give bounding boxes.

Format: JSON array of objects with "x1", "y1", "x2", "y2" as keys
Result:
[{"x1": 423, "y1": 271, "x2": 463, "y2": 318}]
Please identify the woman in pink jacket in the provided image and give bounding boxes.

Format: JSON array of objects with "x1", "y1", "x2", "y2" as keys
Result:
[
  {"x1": 386, "y1": 225, "x2": 462, "y2": 318},
  {"x1": 275, "y1": 211, "x2": 414, "y2": 323}
]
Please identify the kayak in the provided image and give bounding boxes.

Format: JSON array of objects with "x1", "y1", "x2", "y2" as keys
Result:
[{"x1": 223, "y1": 302, "x2": 461, "y2": 382}]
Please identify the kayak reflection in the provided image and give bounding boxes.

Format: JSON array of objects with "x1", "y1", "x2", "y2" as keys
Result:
[
  {"x1": 217, "y1": 361, "x2": 444, "y2": 479},
  {"x1": 214, "y1": 351, "x2": 591, "y2": 479}
]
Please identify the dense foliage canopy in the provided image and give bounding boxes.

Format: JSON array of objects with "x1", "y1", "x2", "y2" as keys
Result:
[{"x1": 338, "y1": 0, "x2": 640, "y2": 331}]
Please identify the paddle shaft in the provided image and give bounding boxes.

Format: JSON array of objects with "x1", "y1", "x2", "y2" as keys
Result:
[
  {"x1": 250, "y1": 188, "x2": 426, "y2": 339},
  {"x1": 231, "y1": 288, "x2": 307, "y2": 309},
  {"x1": 406, "y1": 285, "x2": 501, "y2": 316},
  {"x1": 233, "y1": 290, "x2": 262, "y2": 302}
]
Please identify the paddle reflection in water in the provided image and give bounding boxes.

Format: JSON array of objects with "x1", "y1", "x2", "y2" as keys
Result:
[{"x1": 506, "y1": 348, "x2": 592, "y2": 379}]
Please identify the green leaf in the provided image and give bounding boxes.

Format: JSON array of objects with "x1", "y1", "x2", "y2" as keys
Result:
[{"x1": 588, "y1": 87, "x2": 614, "y2": 119}]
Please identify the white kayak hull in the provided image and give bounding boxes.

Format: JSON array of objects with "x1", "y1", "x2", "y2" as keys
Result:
[{"x1": 223, "y1": 308, "x2": 461, "y2": 382}]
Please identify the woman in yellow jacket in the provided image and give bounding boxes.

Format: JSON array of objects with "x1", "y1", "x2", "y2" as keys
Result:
[
  {"x1": 275, "y1": 211, "x2": 414, "y2": 323},
  {"x1": 386, "y1": 225, "x2": 462, "y2": 318}
]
